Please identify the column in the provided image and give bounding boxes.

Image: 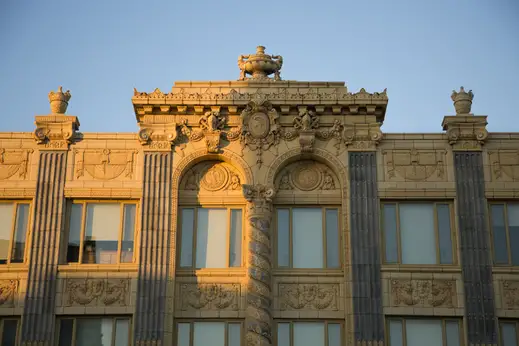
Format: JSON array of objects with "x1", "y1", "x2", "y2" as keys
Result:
[
  {"x1": 242, "y1": 184, "x2": 276, "y2": 346},
  {"x1": 454, "y1": 152, "x2": 497, "y2": 345},
  {"x1": 134, "y1": 152, "x2": 172, "y2": 346},
  {"x1": 349, "y1": 152, "x2": 384, "y2": 346},
  {"x1": 21, "y1": 151, "x2": 67, "y2": 346}
]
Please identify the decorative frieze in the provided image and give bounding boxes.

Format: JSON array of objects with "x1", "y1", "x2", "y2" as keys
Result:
[
  {"x1": 74, "y1": 149, "x2": 137, "y2": 180},
  {"x1": 278, "y1": 284, "x2": 338, "y2": 311},
  {"x1": 383, "y1": 149, "x2": 447, "y2": 181},
  {"x1": 502, "y1": 280, "x2": 519, "y2": 310},
  {"x1": 0, "y1": 149, "x2": 33, "y2": 180},
  {"x1": 390, "y1": 279, "x2": 456, "y2": 308},
  {"x1": 488, "y1": 150, "x2": 519, "y2": 181},
  {"x1": 0, "y1": 280, "x2": 19, "y2": 307},
  {"x1": 64, "y1": 279, "x2": 129, "y2": 306},
  {"x1": 179, "y1": 283, "x2": 240, "y2": 310}
]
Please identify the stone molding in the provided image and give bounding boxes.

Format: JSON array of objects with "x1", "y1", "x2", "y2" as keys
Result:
[
  {"x1": 0, "y1": 149, "x2": 33, "y2": 180},
  {"x1": 0, "y1": 279, "x2": 19, "y2": 307},
  {"x1": 64, "y1": 278, "x2": 129, "y2": 307},
  {"x1": 0, "y1": 188, "x2": 35, "y2": 198},
  {"x1": 383, "y1": 149, "x2": 447, "y2": 182},
  {"x1": 178, "y1": 283, "x2": 240, "y2": 311},
  {"x1": 390, "y1": 279, "x2": 456, "y2": 308},
  {"x1": 442, "y1": 115, "x2": 488, "y2": 150},
  {"x1": 278, "y1": 283, "x2": 338, "y2": 311}
]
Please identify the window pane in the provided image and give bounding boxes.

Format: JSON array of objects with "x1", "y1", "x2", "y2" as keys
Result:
[
  {"x1": 177, "y1": 323, "x2": 191, "y2": 346},
  {"x1": 11, "y1": 204, "x2": 29, "y2": 263},
  {"x1": 445, "y1": 321, "x2": 460, "y2": 346},
  {"x1": 196, "y1": 209, "x2": 228, "y2": 268},
  {"x1": 229, "y1": 210, "x2": 242, "y2": 267},
  {"x1": 193, "y1": 322, "x2": 224, "y2": 346},
  {"x1": 120, "y1": 205, "x2": 136, "y2": 263},
  {"x1": 491, "y1": 205, "x2": 509, "y2": 264},
  {"x1": 0, "y1": 203, "x2": 14, "y2": 264},
  {"x1": 437, "y1": 204, "x2": 453, "y2": 264},
  {"x1": 228, "y1": 323, "x2": 241, "y2": 346},
  {"x1": 400, "y1": 204, "x2": 437, "y2": 264},
  {"x1": 277, "y1": 209, "x2": 290, "y2": 267},
  {"x1": 1, "y1": 320, "x2": 18, "y2": 346},
  {"x1": 114, "y1": 319, "x2": 129, "y2": 346},
  {"x1": 58, "y1": 319, "x2": 74, "y2": 346},
  {"x1": 502, "y1": 323, "x2": 517, "y2": 346},
  {"x1": 327, "y1": 323, "x2": 341, "y2": 346},
  {"x1": 405, "y1": 320, "x2": 442, "y2": 346},
  {"x1": 508, "y1": 204, "x2": 519, "y2": 265},
  {"x1": 389, "y1": 320, "x2": 403, "y2": 346},
  {"x1": 326, "y1": 209, "x2": 340, "y2": 268},
  {"x1": 277, "y1": 323, "x2": 290, "y2": 346},
  {"x1": 180, "y1": 209, "x2": 195, "y2": 267},
  {"x1": 83, "y1": 204, "x2": 121, "y2": 264},
  {"x1": 293, "y1": 208, "x2": 323, "y2": 268},
  {"x1": 293, "y1": 322, "x2": 324, "y2": 346},
  {"x1": 67, "y1": 204, "x2": 83, "y2": 263},
  {"x1": 383, "y1": 204, "x2": 398, "y2": 263},
  {"x1": 76, "y1": 318, "x2": 114, "y2": 346}
]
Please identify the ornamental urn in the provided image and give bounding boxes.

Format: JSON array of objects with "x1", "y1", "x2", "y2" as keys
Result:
[
  {"x1": 48, "y1": 86, "x2": 71, "y2": 114},
  {"x1": 451, "y1": 86, "x2": 474, "y2": 115}
]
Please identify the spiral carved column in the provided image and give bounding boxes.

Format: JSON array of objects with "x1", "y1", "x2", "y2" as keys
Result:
[{"x1": 242, "y1": 184, "x2": 276, "y2": 346}]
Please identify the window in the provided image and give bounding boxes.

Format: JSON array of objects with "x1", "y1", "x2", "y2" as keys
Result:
[
  {"x1": 0, "y1": 201, "x2": 30, "y2": 264},
  {"x1": 382, "y1": 202, "x2": 454, "y2": 265},
  {"x1": 490, "y1": 203, "x2": 519, "y2": 265},
  {"x1": 0, "y1": 318, "x2": 19, "y2": 346},
  {"x1": 176, "y1": 321, "x2": 241, "y2": 346},
  {"x1": 275, "y1": 321, "x2": 342, "y2": 346},
  {"x1": 276, "y1": 207, "x2": 340, "y2": 269},
  {"x1": 57, "y1": 317, "x2": 130, "y2": 346},
  {"x1": 500, "y1": 320, "x2": 519, "y2": 346},
  {"x1": 179, "y1": 207, "x2": 243, "y2": 268},
  {"x1": 66, "y1": 202, "x2": 137, "y2": 264},
  {"x1": 388, "y1": 318, "x2": 461, "y2": 346}
]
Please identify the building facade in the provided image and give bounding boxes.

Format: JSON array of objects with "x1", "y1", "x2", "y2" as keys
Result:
[{"x1": 0, "y1": 46, "x2": 518, "y2": 346}]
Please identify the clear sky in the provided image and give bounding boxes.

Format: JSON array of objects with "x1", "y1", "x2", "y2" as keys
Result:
[{"x1": 1, "y1": 0, "x2": 518, "y2": 133}]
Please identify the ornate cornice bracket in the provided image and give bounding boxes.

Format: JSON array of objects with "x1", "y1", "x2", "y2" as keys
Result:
[
  {"x1": 442, "y1": 115, "x2": 488, "y2": 151},
  {"x1": 33, "y1": 115, "x2": 80, "y2": 150},
  {"x1": 340, "y1": 121, "x2": 383, "y2": 152},
  {"x1": 137, "y1": 121, "x2": 179, "y2": 152}
]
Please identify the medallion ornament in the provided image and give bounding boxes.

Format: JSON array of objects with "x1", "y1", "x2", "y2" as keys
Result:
[
  {"x1": 275, "y1": 161, "x2": 339, "y2": 192},
  {"x1": 180, "y1": 161, "x2": 242, "y2": 192}
]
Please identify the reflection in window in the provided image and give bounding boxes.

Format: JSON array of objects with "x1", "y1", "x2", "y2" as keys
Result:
[
  {"x1": 180, "y1": 208, "x2": 243, "y2": 269},
  {"x1": 66, "y1": 202, "x2": 137, "y2": 264},
  {"x1": 0, "y1": 202, "x2": 30, "y2": 264},
  {"x1": 0, "y1": 319, "x2": 19, "y2": 346},
  {"x1": 490, "y1": 203, "x2": 519, "y2": 266},
  {"x1": 177, "y1": 321, "x2": 241, "y2": 346},
  {"x1": 276, "y1": 321, "x2": 342, "y2": 346},
  {"x1": 388, "y1": 318, "x2": 461, "y2": 346},
  {"x1": 57, "y1": 317, "x2": 130, "y2": 346}
]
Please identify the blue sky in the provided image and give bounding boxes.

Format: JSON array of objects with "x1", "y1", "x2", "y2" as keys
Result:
[{"x1": 1, "y1": 0, "x2": 518, "y2": 133}]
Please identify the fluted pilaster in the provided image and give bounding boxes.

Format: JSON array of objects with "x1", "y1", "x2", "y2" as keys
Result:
[
  {"x1": 134, "y1": 152, "x2": 172, "y2": 346},
  {"x1": 21, "y1": 151, "x2": 67, "y2": 346},
  {"x1": 242, "y1": 184, "x2": 275, "y2": 346}
]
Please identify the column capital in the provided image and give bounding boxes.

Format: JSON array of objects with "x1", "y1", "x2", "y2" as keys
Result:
[{"x1": 242, "y1": 184, "x2": 275, "y2": 216}]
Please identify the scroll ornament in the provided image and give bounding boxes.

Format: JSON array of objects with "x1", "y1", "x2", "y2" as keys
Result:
[{"x1": 65, "y1": 279, "x2": 128, "y2": 306}]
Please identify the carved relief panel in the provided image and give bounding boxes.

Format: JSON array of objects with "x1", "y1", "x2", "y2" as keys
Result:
[
  {"x1": 180, "y1": 161, "x2": 242, "y2": 193},
  {"x1": 74, "y1": 149, "x2": 137, "y2": 180},
  {"x1": 0, "y1": 280, "x2": 19, "y2": 307},
  {"x1": 0, "y1": 149, "x2": 33, "y2": 181},
  {"x1": 275, "y1": 160, "x2": 339, "y2": 192},
  {"x1": 501, "y1": 280, "x2": 519, "y2": 310},
  {"x1": 383, "y1": 149, "x2": 447, "y2": 182},
  {"x1": 63, "y1": 278, "x2": 129, "y2": 307},
  {"x1": 178, "y1": 283, "x2": 241, "y2": 311},
  {"x1": 390, "y1": 279, "x2": 456, "y2": 308},
  {"x1": 278, "y1": 283, "x2": 339, "y2": 311},
  {"x1": 488, "y1": 150, "x2": 519, "y2": 181}
]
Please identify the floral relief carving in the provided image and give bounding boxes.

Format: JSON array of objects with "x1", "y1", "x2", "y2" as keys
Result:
[
  {"x1": 502, "y1": 280, "x2": 519, "y2": 310},
  {"x1": 488, "y1": 150, "x2": 519, "y2": 181},
  {"x1": 283, "y1": 107, "x2": 320, "y2": 153},
  {"x1": 279, "y1": 284, "x2": 338, "y2": 310},
  {"x1": 74, "y1": 149, "x2": 137, "y2": 180},
  {"x1": 64, "y1": 279, "x2": 129, "y2": 306},
  {"x1": 391, "y1": 279, "x2": 456, "y2": 308},
  {"x1": 0, "y1": 280, "x2": 18, "y2": 307},
  {"x1": 383, "y1": 149, "x2": 447, "y2": 181},
  {"x1": 180, "y1": 161, "x2": 241, "y2": 192},
  {"x1": 179, "y1": 283, "x2": 240, "y2": 310},
  {"x1": 275, "y1": 160, "x2": 339, "y2": 192},
  {"x1": 0, "y1": 149, "x2": 33, "y2": 180}
]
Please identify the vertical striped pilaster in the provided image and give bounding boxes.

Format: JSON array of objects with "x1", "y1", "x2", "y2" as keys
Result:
[
  {"x1": 349, "y1": 152, "x2": 385, "y2": 345},
  {"x1": 21, "y1": 151, "x2": 67, "y2": 346},
  {"x1": 134, "y1": 152, "x2": 172, "y2": 346},
  {"x1": 454, "y1": 152, "x2": 497, "y2": 345}
]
